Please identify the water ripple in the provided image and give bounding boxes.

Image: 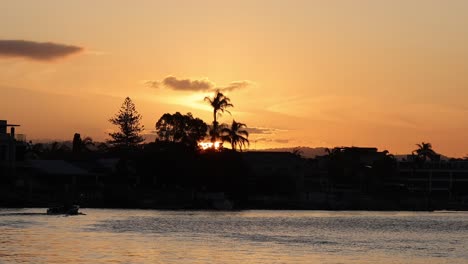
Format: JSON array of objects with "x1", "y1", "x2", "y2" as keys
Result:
[{"x1": 1, "y1": 209, "x2": 467, "y2": 263}]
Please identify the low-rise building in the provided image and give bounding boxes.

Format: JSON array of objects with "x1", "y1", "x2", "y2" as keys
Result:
[
  {"x1": 398, "y1": 160, "x2": 468, "y2": 201},
  {"x1": 0, "y1": 120, "x2": 27, "y2": 169}
]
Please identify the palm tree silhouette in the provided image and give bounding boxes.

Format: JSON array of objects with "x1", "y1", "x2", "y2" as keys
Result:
[
  {"x1": 204, "y1": 90, "x2": 234, "y2": 143},
  {"x1": 221, "y1": 120, "x2": 249, "y2": 152},
  {"x1": 413, "y1": 142, "x2": 437, "y2": 162}
]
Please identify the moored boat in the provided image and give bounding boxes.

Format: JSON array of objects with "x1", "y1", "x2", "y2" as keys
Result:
[{"x1": 46, "y1": 205, "x2": 80, "y2": 215}]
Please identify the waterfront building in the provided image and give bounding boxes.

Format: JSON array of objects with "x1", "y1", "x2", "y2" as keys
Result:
[{"x1": 0, "y1": 120, "x2": 27, "y2": 169}]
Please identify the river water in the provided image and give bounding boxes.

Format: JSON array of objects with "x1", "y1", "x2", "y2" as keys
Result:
[{"x1": 0, "y1": 209, "x2": 467, "y2": 263}]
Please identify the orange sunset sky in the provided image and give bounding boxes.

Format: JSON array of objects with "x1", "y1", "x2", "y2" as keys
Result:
[{"x1": 1, "y1": 0, "x2": 468, "y2": 157}]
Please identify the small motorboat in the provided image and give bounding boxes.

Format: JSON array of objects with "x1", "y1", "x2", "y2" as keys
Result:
[{"x1": 47, "y1": 205, "x2": 80, "y2": 215}]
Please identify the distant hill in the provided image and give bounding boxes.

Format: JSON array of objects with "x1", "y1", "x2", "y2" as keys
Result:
[
  {"x1": 254, "y1": 147, "x2": 454, "y2": 160},
  {"x1": 252, "y1": 147, "x2": 329, "y2": 159}
]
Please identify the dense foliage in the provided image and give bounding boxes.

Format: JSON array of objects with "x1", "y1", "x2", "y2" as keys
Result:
[{"x1": 155, "y1": 112, "x2": 208, "y2": 148}]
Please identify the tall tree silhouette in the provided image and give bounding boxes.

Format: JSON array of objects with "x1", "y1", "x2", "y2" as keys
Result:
[
  {"x1": 72, "y1": 133, "x2": 82, "y2": 153},
  {"x1": 413, "y1": 142, "x2": 437, "y2": 162},
  {"x1": 204, "y1": 90, "x2": 233, "y2": 143},
  {"x1": 221, "y1": 120, "x2": 249, "y2": 151},
  {"x1": 108, "y1": 97, "x2": 144, "y2": 148}
]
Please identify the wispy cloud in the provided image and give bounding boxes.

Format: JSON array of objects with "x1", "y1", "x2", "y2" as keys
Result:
[
  {"x1": 254, "y1": 137, "x2": 289, "y2": 144},
  {"x1": 0, "y1": 40, "x2": 83, "y2": 61},
  {"x1": 247, "y1": 127, "x2": 276, "y2": 134},
  {"x1": 146, "y1": 76, "x2": 251, "y2": 92},
  {"x1": 249, "y1": 126, "x2": 290, "y2": 145},
  {"x1": 218, "y1": 81, "x2": 251, "y2": 92},
  {"x1": 247, "y1": 127, "x2": 288, "y2": 135}
]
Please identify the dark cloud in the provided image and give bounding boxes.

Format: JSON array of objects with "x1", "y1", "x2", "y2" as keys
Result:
[
  {"x1": 0, "y1": 40, "x2": 83, "y2": 61},
  {"x1": 147, "y1": 76, "x2": 214, "y2": 91},
  {"x1": 147, "y1": 76, "x2": 251, "y2": 92},
  {"x1": 164, "y1": 76, "x2": 214, "y2": 91}
]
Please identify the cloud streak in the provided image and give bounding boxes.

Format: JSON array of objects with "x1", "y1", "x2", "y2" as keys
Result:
[
  {"x1": 0, "y1": 40, "x2": 83, "y2": 61},
  {"x1": 247, "y1": 127, "x2": 287, "y2": 135},
  {"x1": 247, "y1": 127, "x2": 275, "y2": 134},
  {"x1": 218, "y1": 81, "x2": 250, "y2": 92},
  {"x1": 253, "y1": 137, "x2": 290, "y2": 144},
  {"x1": 146, "y1": 76, "x2": 251, "y2": 92}
]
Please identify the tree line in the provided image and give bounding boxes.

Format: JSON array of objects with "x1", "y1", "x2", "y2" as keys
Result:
[
  {"x1": 26, "y1": 89, "x2": 459, "y2": 161},
  {"x1": 108, "y1": 90, "x2": 249, "y2": 152}
]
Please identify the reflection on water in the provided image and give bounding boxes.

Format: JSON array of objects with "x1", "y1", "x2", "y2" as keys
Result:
[{"x1": 0, "y1": 209, "x2": 467, "y2": 263}]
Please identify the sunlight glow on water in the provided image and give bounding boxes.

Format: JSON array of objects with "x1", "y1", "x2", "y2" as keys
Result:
[{"x1": 0, "y1": 209, "x2": 467, "y2": 263}]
